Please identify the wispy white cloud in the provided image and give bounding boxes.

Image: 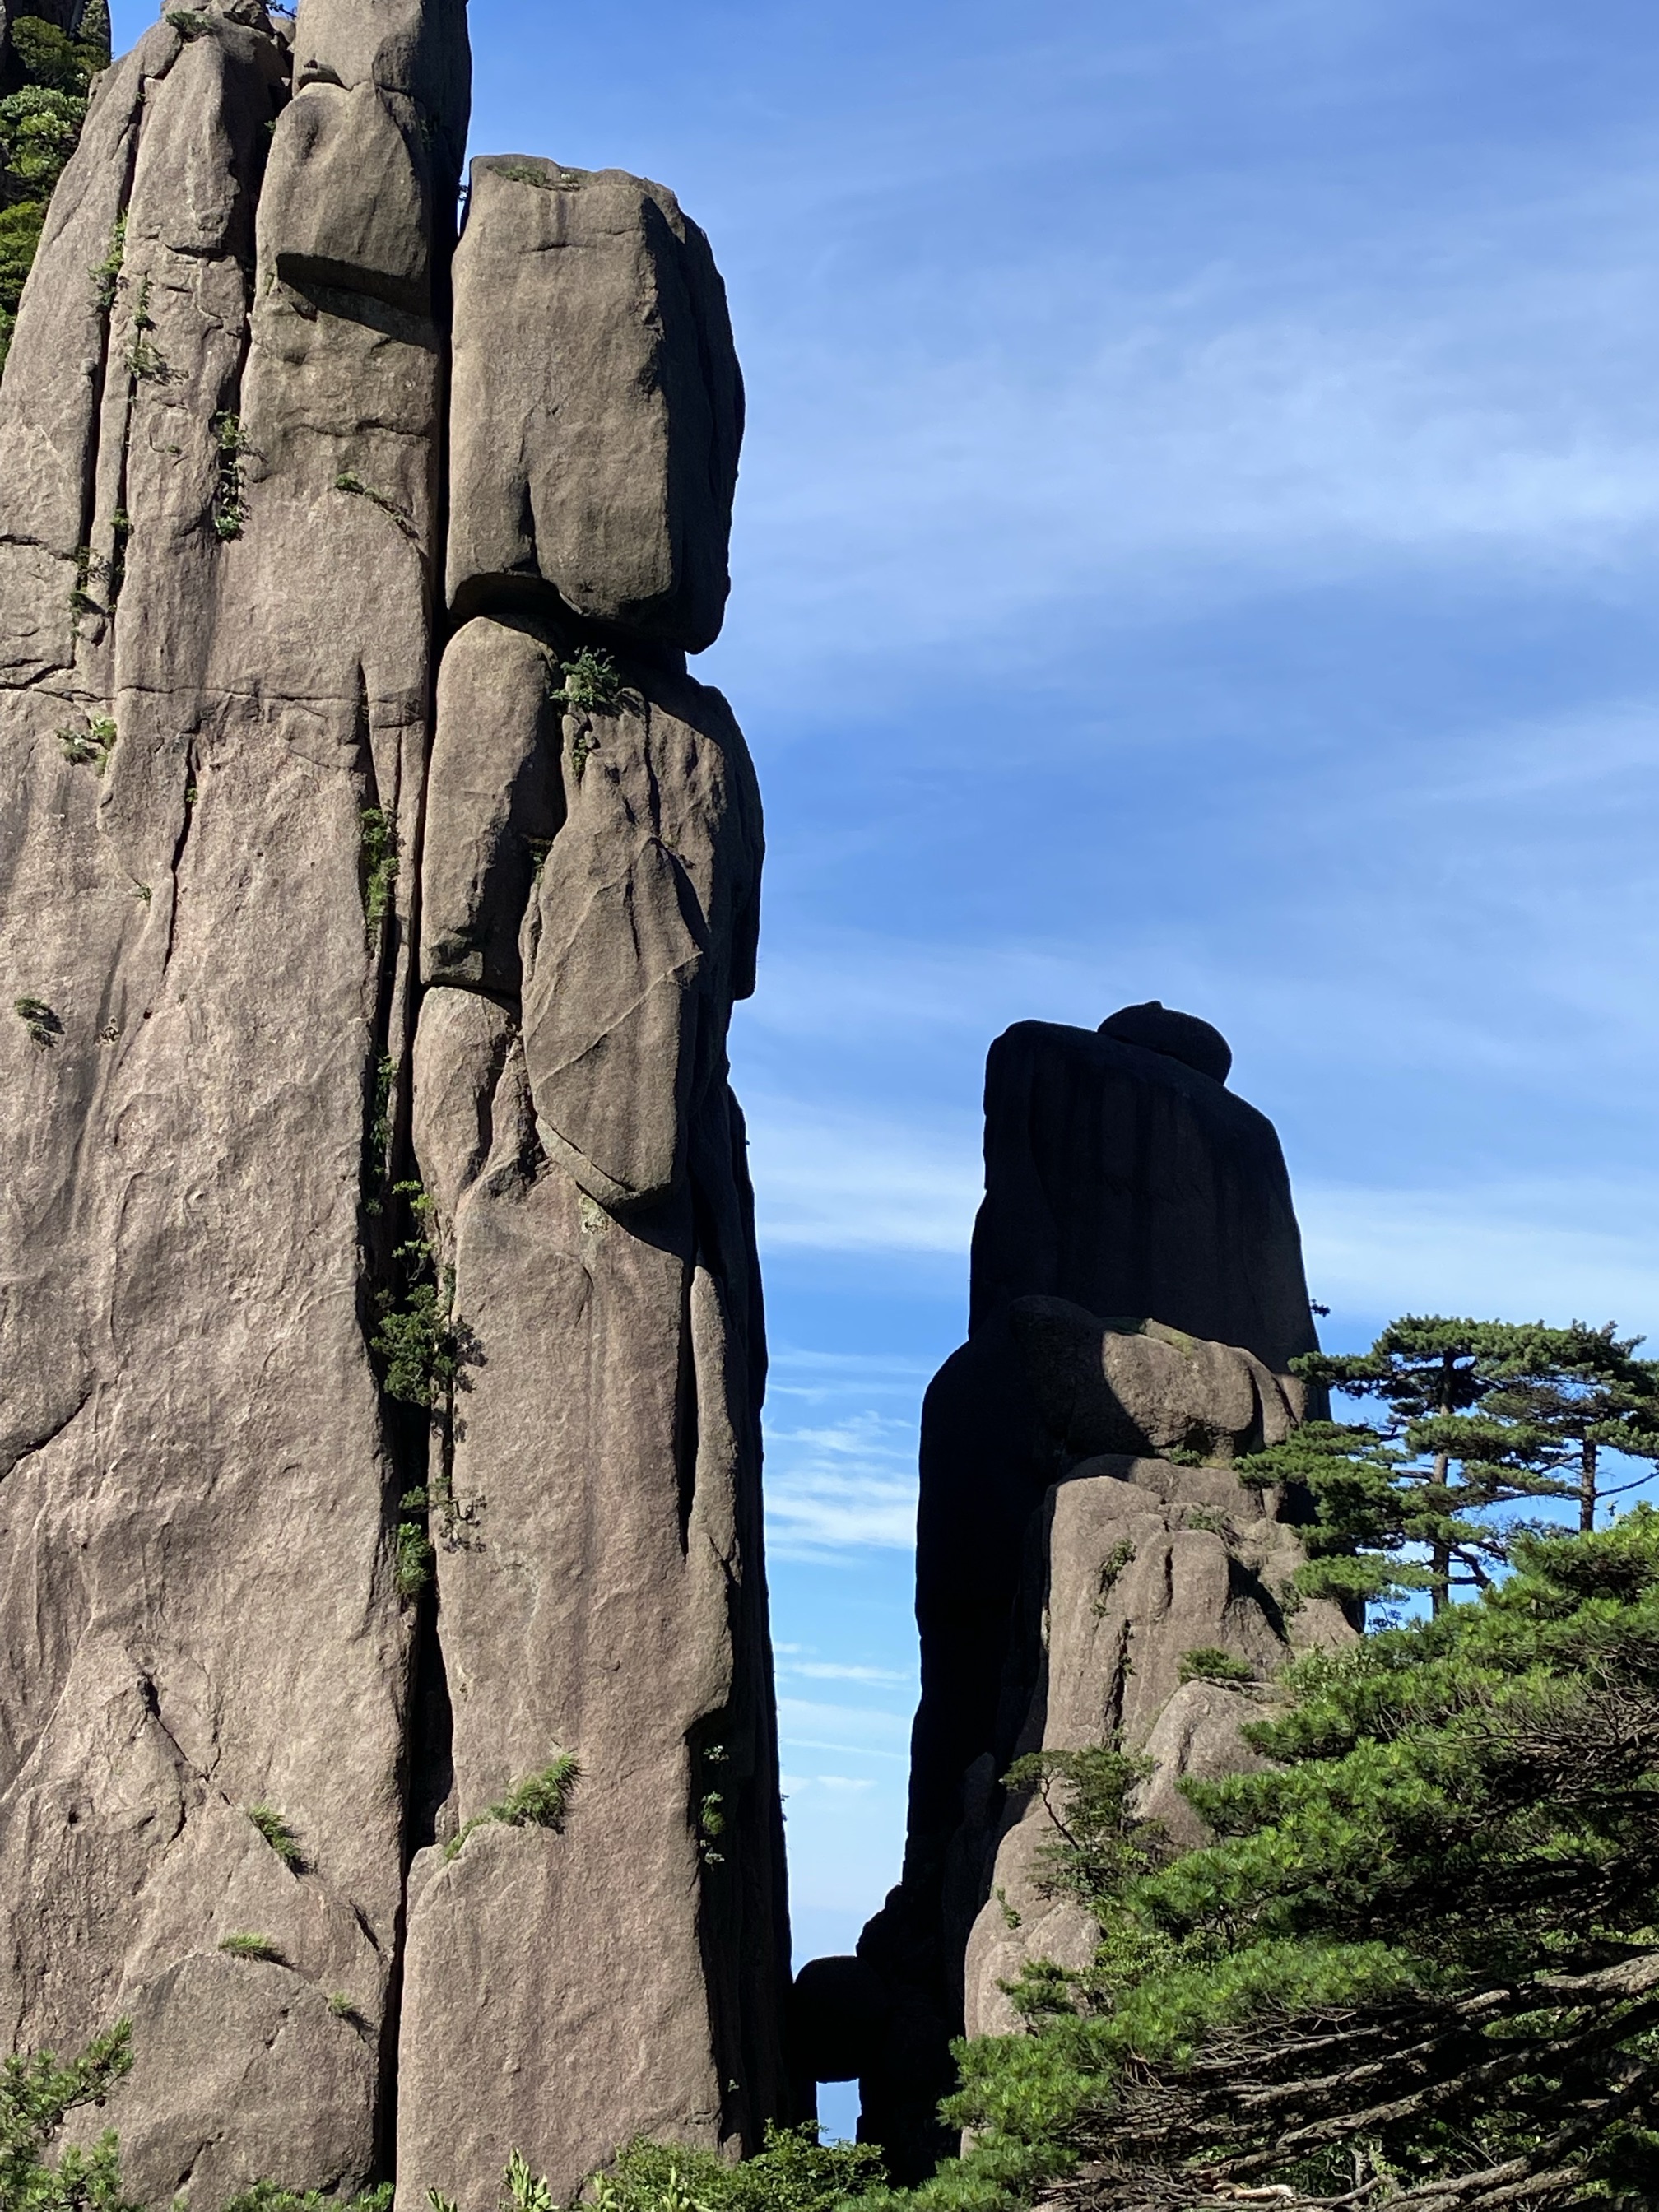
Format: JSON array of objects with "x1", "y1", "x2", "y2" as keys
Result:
[
  {"x1": 1301, "y1": 1179, "x2": 1659, "y2": 1345},
  {"x1": 747, "y1": 1098, "x2": 982, "y2": 1257},
  {"x1": 764, "y1": 1405, "x2": 918, "y2": 1559},
  {"x1": 781, "y1": 1660, "x2": 912, "y2": 1686},
  {"x1": 777, "y1": 1699, "x2": 913, "y2": 1759}
]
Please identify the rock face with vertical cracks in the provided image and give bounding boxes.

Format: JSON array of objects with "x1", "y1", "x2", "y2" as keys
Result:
[
  {"x1": 396, "y1": 301, "x2": 785, "y2": 2207},
  {"x1": 0, "y1": 0, "x2": 462, "y2": 2195},
  {"x1": 0, "y1": 0, "x2": 790, "y2": 2201},
  {"x1": 797, "y1": 1012, "x2": 1338, "y2": 2179}
]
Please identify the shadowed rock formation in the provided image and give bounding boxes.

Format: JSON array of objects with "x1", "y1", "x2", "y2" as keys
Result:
[
  {"x1": 795, "y1": 1010, "x2": 1339, "y2": 2177},
  {"x1": 0, "y1": 2, "x2": 788, "y2": 2200}
]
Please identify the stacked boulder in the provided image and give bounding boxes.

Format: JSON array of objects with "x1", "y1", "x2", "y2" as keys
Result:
[
  {"x1": 794, "y1": 1006, "x2": 1351, "y2": 2175},
  {"x1": 0, "y1": 3, "x2": 788, "y2": 2204}
]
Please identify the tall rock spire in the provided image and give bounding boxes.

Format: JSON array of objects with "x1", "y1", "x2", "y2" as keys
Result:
[
  {"x1": 0, "y1": 4, "x2": 788, "y2": 2199},
  {"x1": 794, "y1": 1010, "x2": 1347, "y2": 2177}
]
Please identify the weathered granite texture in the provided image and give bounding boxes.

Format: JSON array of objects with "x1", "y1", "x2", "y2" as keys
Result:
[
  {"x1": 959, "y1": 1457, "x2": 1350, "y2": 2042},
  {"x1": 796, "y1": 1011, "x2": 1330, "y2": 2178},
  {"x1": 397, "y1": 649, "x2": 787, "y2": 2204},
  {"x1": 448, "y1": 156, "x2": 743, "y2": 650},
  {"x1": 0, "y1": 0, "x2": 788, "y2": 2200}
]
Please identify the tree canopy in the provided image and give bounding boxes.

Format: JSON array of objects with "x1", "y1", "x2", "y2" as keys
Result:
[
  {"x1": 1241, "y1": 1316, "x2": 1659, "y2": 1615},
  {"x1": 895, "y1": 1511, "x2": 1659, "y2": 2212}
]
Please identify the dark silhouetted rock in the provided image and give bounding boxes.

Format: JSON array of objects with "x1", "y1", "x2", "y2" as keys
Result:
[
  {"x1": 823, "y1": 1014, "x2": 1326, "y2": 2177},
  {"x1": 1098, "y1": 999, "x2": 1232, "y2": 1083},
  {"x1": 791, "y1": 1956, "x2": 892, "y2": 2084}
]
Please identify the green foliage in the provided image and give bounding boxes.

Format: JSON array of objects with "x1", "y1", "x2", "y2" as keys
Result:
[
  {"x1": 444, "y1": 1754, "x2": 581, "y2": 1862},
  {"x1": 554, "y1": 648, "x2": 625, "y2": 779},
  {"x1": 587, "y1": 2126, "x2": 885, "y2": 2212},
  {"x1": 1243, "y1": 1313, "x2": 1659, "y2": 1615},
  {"x1": 371, "y1": 1181, "x2": 475, "y2": 1414},
  {"x1": 393, "y1": 1509, "x2": 434, "y2": 1599},
  {"x1": 58, "y1": 712, "x2": 116, "y2": 771},
  {"x1": 13, "y1": 995, "x2": 60, "y2": 1048},
  {"x1": 123, "y1": 273, "x2": 160, "y2": 378},
  {"x1": 224, "y1": 2186, "x2": 392, "y2": 2212},
  {"x1": 359, "y1": 806, "x2": 398, "y2": 935},
  {"x1": 9, "y1": 18, "x2": 102, "y2": 95},
  {"x1": 246, "y1": 1805, "x2": 303, "y2": 1871},
  {"x1": 905, "y1": 1513, "x2": 1659, "y2": 2211},
  {"x1": 90, "y1": 213, "x2": 124, "y2": 313},
  {"x1": 212, "y1": 411, "x2": 247, "y2": 539},
  {"x1": 1090, "y1": 1538, "x2": 1136, "y2": 1612},
  {"x1": 217, "y1": 1931, "x2": 282, "y2": 1963},
  {"x1": 999, "y1": 1746, "x2": 1160, "y2": 1923},
  {"x1": 1176, "y1": 1644, "x2": 1255, "y2": 1685},
  {"x1": 0, "y1": 86, "x2": 85, "y2": 190},
  {"x1": 163, "y1": 12, "x2": 210, "y2": 40},
  {"x1": 0, "y1": 12, "x2": 105, "y2": 373},
  {"x1": 326, "y1": 1991, "x2": 361, "y2": 2024},
  {"x1": 0, "y1": 2021, "x2": 137, "y2": 2212},
  {"x1": 335, "y1": 468, "x2": 419, "y2": 541}
]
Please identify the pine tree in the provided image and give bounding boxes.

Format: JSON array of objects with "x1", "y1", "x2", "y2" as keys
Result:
[
  {"x1": 1243, "y1": 1314, "x2": 1659, "y2": 1614},
  {"x1": 905, "y1": 1513, "x2": 1659, "y2": 2212}
]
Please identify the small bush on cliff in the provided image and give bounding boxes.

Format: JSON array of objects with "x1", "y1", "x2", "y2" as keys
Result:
[
  {"x1": 444, "y1": 1754, "x2": 581, "y2": 1862},
  {"x1": 574, "y1": 2126, "x2": 884, "y2": 2212},
  {"x1": 869, "y1": 1513, "x2": 1659, "y2": 2212},
  {"x1": 224, "y1": 2186, "x2": 392, "y2": 2212},
  {"x1": 0, "y1": 2021, "x2": 137, "y2": 2212}
]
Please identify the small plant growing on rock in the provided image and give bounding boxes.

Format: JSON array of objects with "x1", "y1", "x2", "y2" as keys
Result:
[
  {"x1": 124, "y1": 274, "x2": 161, "y2": 379},
  {"x1": 14, "y1": 996, "x2": 61, "y2": 1048},
  {"x1": 165, "y1": 12, "x2": 209, "y2": 37},
  {"x1": 58, "y1": 712, "x2": 117, "y2": 772},
  {"x1": 393, "y1": 1502, "x2": 434, "y2": 1599},
  {"x1": 335, "y1": 468, "x2": 419, "y2": 542},
  {"x1": 1090, "y1": 1536, "x2": 1136, "y2": 1615},
  {"x1": 218, "y1": 1931, "x2": 282, "y2": 1963},
  {"x1": 444, "y1": 1753, "x2": 580, "y2": 1862},
  {"x1": 246, "y1": 1805, "x2": 303, "y2": 1871},
  {"x1": 359, "y1": 806, "x2": 397, "y2": 936},
  {"x1": 327, "y1": 1991, "x2": 364, "y2": 2025},
  {"x1": 1177, "y1": 1644, "x2": 1256, "y2": 1685},
  {"x1": 90, "y1": 212, "x2": 124, "y2": 312},
  {"x1": 551, "y1": 646, "x2": 623, "y2": 716},
  {"x1": 226, "y1": 2186, "x2": 391, "y2": 2212},
  {"x1": 211, "y1": 411, "x2": 247, "y2": 540}
]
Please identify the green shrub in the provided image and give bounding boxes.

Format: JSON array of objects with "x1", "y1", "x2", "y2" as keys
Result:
[
  {"x1": 246, "y1": 1805, "x2": 303, "y2": 1871},
  {"x1": 225, "y1": 2186, "x2": 392, "y2": 2212},
  {"x1": 1174, "y1": 1644, "x2": 1255, "y2": 1685},
  {"x1": 58, "y1": 713, "x2": 116, "y2": 772},
  {"x1": 212, "y1": 411, "x2": 247, "y2": 538},
  {"x1": 218, "y1": 1932, "x2": 282, "y2": 1963},
  {"x1": 0, "y1": 2021, "x2": 137, "y2": 2212},
  {"x1": 13, "y1": 996, "x2": 61, "y2": 1048},
  {"x1": 444, "y1": 1754, "x2": 581, "y2": 1862},
  {"x1": 359, "y1": 806, "x2": 397, "y2": 936},
  {"x1": 9, "y1": 18, "x2": 102, "y2": 95},
  {"x1": 583, "y1": 2127, "x2": 885, "y2": 2212}
]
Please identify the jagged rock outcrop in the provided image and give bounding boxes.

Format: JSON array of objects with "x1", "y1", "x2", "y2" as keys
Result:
[
  {"x1": 0, "y1": 2, "x2": 788, "y2": 2200},
  {"x1": 794, "y1": 1008, "x2": 1337, "y2": 2177}
]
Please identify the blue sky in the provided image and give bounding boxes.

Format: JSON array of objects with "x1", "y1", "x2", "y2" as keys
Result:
[{"x1": 114, "y1": 0, "x2": 1659, "y2": 2110}]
